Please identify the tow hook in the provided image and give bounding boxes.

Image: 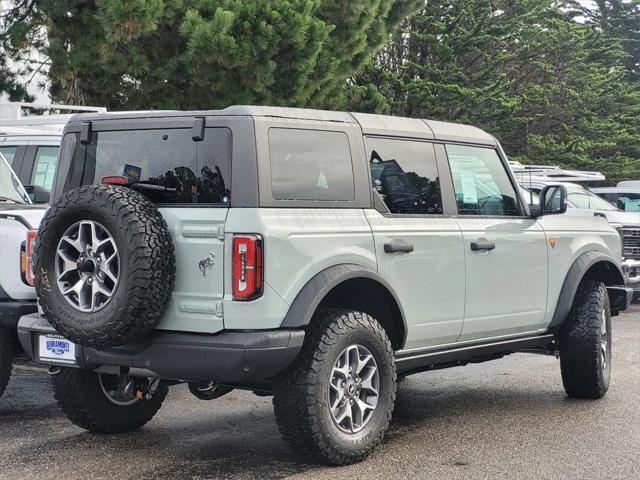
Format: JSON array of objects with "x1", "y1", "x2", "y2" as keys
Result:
[{"x1": 47, "y1": 366, "x2": 62, "y2": 376}]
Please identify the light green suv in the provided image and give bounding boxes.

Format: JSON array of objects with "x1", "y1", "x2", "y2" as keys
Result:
[{"x1": 18, "y1": 107, "x2": 631, "y2": 465}]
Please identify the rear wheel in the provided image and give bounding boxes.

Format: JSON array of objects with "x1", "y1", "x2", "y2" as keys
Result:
[
  {"x1": 0, "y1": 326, "x2": 16, "y2": 398},
  {"x1": 53, "y1": 368, "x2": 168, "y2": 433},
  {"x1": 560, "y1": 280, "x2": 612, "y2": 399},
  {"x1": 273, "y1": 310, "x2": 396, "y2": 465}
]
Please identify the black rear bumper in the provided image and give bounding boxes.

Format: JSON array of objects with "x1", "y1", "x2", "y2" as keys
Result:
[
  {"x1": 17, "y1": 314, "x2": 305, "y2": 384},
  {"x1": 0, "y1": 300, "x2": 38, "y2": 329}
]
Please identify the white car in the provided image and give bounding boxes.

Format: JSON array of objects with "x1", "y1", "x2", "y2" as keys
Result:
[
  {"x1": 0, "y1": 153, "x2": 47, "y2": 398},
  {"x1": 520, "y1": 180, "x2": 640, "y2": 296},
  {"x1": 591, "y1": 186, "x2": 640, "y2": 213},
  {"x1": 0, "y1": 102, "x2": 105, "y2": 199}
]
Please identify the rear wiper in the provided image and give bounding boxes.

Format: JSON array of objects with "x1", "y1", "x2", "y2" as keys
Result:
[{"x1": 130, "y1": 183, "x2": 177, "y2": 193}]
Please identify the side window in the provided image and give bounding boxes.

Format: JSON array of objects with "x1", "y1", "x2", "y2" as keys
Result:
[
  {"x1": 0, "y1": 146, "x2": 17, "y2": 166},
  {"x1": 269, "y1": 128, "x2": 354, "y2": 201},
  {"x1": 365, "y1": 137, "x2": 443, "y2": 215},
  {"x1": 618, "y1": 193, "x2": 640, "y2": 212},
  {"x1": 31, "y1": 146, "x2": 60, "y2": 190},
  {"x1": 63, "y1": 127, "x2": 232, "y2": 205},
  {"x1": 447, "y1": 144, "x2": 520, "y2": 216}
]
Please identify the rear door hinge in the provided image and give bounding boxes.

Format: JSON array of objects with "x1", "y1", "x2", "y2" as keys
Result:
[
  {"x1": 217, "y1": 225, "x2": 225, "y2": 241},
  {"x1": 215, "y1": 301, "x2": 224, "y2": 318}
]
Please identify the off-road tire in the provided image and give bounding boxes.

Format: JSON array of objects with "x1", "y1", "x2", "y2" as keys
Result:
[
  {"x1": 273, "y1": 310, "x2": 396, "y2": 465},
  {"x1": 53, "y1": 368, "x2": 168, "y2": 433},
  {"x1": 0, "y1": 326, "x2": 16, "y2": 398},
  {"x1": 560, "y1": 280, "x2": 611, "y2": 399},
  {"x1": 35, "y1": 185, "x2": 175, "y2": 349}
]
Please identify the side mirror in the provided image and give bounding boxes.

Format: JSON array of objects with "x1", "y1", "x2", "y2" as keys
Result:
[
  {"x1": 23, "y1": 185, "x2": 51, "y2": 204},
  {"x1": 533, "y1": 184, "x2": 567, "y2": 217}
]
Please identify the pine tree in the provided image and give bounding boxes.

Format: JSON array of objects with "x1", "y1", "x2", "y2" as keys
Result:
[
  {"x1": 357, "y1": 0, "x2": 640, "y2": 182},
  {"x1": 1, "y1": 0, "x2": 421, "y2": 109}
]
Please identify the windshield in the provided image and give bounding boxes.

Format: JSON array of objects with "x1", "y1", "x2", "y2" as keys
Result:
[
  {"x1": 0, "y1": 153, "x2": 31, "y2": 204},
  {"x1": 566, "y1": 185, "x2": 618, "y2": 211}
]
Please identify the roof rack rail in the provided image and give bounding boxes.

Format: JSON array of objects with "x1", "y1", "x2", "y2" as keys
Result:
[
  {"x1": 509, "y1": 161, "x2": 605, "y2": 183},
  {"x1": 0, "y1": 102, "x2": 106, "y2": 124}
]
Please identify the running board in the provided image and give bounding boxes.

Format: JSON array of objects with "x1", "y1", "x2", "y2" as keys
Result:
[{"x1": 396, "y1": 333, "x2": 555, "y2": 375}]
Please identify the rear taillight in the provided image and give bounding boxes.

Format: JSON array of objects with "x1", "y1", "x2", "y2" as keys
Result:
[
  {"x1": 101, "y1": 176, "x2": 129, "y2": 185},
  {"x1": 25, "y1": 230, "x2": 38, "y2": 286},
  {"x1": 232, "y1": 234, "x2": 263, "y2": 300}
]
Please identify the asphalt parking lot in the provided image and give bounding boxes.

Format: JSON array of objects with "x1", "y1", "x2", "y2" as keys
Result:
[{"x1": 1, "y1": 306, "x2": 638, "y2": 480}]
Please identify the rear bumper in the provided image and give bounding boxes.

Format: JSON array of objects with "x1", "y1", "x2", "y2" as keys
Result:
[
  {"x1": 0, "y1": 300, "x2": 38, "y2": 329},
  {"x1": 17, "y1": 314, "x2": 305, "y2": 384}
]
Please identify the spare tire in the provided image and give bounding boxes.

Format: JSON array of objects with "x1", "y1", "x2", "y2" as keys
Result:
[{"x1": 35, "y1": 185, "x2": 175, "y2": 349}]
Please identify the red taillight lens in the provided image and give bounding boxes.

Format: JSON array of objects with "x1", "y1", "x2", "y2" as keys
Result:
[
  {"x1": 25, "y1": 230, "x2": 38, "y2": 286},
  {"x1": 232, "y1": 234, "x2": 263, "y2": 300},
  {"x1": 101, "y1": 176, "x2": 129, "y2": 185}
]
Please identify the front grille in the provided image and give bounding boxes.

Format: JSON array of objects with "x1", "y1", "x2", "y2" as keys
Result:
[{"x1": 622, "y1": 228, "x2": 640, "y2": 259}]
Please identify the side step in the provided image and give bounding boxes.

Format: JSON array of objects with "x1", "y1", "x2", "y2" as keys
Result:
[{"x1": 396, "y1": 333, "x2": 555, "y2": 376}]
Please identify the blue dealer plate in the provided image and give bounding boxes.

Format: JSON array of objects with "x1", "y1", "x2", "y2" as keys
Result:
[{"x1": 38, "y1": 334, "x2": 77, "y2": 365}]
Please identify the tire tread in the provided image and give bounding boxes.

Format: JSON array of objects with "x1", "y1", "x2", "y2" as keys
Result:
[{"x1": 273, "y1": 309, "x2": 396, "y2": 465}]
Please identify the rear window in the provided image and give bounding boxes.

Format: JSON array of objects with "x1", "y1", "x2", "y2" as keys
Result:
[
  {"x1": 269, "y1": 128, "x2": 354, "y2": 201},
  {"x1": 62, "y1": 127, "x2": 232, "y2": 204}
]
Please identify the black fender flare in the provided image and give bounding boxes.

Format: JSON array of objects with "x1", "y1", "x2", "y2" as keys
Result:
[
  {"x1": 280, "y1": 264, "x2": 407, "y2": 344},
  {"x1": 550, "y1": 250, "x2": 625, "y2": 327}
]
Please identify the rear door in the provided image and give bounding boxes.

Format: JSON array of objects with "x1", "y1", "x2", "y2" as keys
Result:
[
  {"x1": 364, "y1": 137, "x2": 465, "y2": 349},
  {"x1": 59, "y1": 119, "x2": 232, "y2": 333},
  {"x1": 445, "y1": 144, "x2": 548, "y2": 341}
]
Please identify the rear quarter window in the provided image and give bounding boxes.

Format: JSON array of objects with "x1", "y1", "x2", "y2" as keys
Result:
[{"x1": 269, "y1": 128, "x2": 355, "y2": 201}]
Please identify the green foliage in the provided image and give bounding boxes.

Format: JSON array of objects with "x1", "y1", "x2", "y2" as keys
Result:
[
  {"x1": 1, "y1": 0, "x2": 421, "y2": 109},
  {"x1": 1, "y1": 0, "x2": 637, "y2": 182},
  {"x1": 357, "y1": 0, "x2": 640, "y2": 183}
]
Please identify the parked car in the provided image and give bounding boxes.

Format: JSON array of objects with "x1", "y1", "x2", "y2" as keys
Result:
[
  {"x1": 519, "y1": 179, "x2": 640, "y2": 299},
  {"x1": 591, "y1": 186, "x2": 640, "y2": 300},
  {"x1": 0, "y1": 102, "x2": 105, "y2": 199},
  {"x1": 591, "y1": 186, "x2": 640, "y2": 212},
  {"x1": 18, "y1": 107, "x2": 630, "y2": 465},
  {"x1": 617, "y1": 180, "x2": 640, "y2": 189},
  {"x1": 0, "y1": 153, "x2": 47, "y2": 398}
]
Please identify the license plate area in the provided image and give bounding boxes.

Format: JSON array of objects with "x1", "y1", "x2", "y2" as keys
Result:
[{"x1": 37, "y1": 334, "x2": 78, "y2": 366}]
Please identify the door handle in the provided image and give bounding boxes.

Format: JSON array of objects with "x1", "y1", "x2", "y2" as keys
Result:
[
  {"x1": 470, "y1": 238, "x2": 496, "y2": 251},
  {"x1": 384, "y1": 240, "x2": 414, "y2": 253}
]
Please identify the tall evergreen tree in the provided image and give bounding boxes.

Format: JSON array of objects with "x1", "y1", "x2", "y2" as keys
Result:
[
  {"x1": 357, "y1": 0, "x2": 640, "y2": 182},
  {"x1": 1, "y1": 0, "x2": 421, "y2": 109}
]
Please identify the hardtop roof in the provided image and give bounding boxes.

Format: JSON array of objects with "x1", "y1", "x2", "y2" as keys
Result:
[{"x1": 65, "y1": 105, "x2": 497, "y2": 146}]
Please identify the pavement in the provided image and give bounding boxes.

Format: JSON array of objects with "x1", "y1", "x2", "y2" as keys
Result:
[{"x1": 0, "y1": 306, "x2": 638, "y2": 480}]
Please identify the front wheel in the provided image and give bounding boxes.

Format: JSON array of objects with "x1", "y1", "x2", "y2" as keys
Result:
[
  {"x1": 53, "y1": 368, "x2": 168, "y2": 433},
  {"x1": 273, "y1": 310, "x2": 396, "y2": 465},
  {"x1": 560, "y1": 280, "x2": 612, "y2": 399}
]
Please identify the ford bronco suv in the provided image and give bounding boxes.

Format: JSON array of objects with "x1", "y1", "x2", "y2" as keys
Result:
[{"x1": 18, "y1": 107, "x2": 631, "y2": 465}]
